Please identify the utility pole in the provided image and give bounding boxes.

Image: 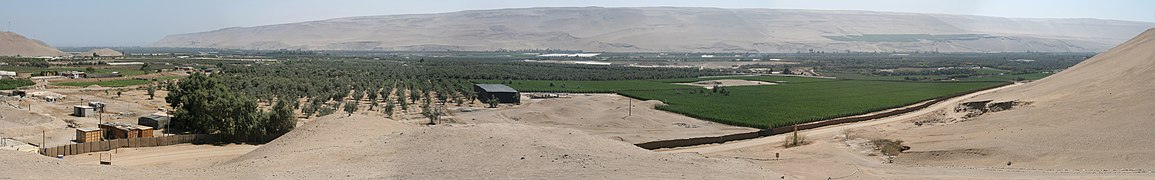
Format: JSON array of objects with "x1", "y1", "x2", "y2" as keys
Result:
[{"x1": 628, "y1": 98, "x2": 632, "y2": 117}]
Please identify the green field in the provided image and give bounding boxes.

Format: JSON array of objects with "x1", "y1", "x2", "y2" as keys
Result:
[
  {"x1": 619, "y1": 80, "x2": 1003, "y2": 128},
  {"x1": 824, "y1": 71, "x2": 1052, "y2": 82},
  {"x1": 54, "y1": 79, "x2": 153, "y2": 87},
  {"x1": 0, "y1": 66, "x2": 148, "y2": 76},
  {"x1": 0, "y1": 79, "x2": 35, "y2": 90},
  {"x1": 52, "y1": 75, "x2": 184, "y2": 87},
  {"x1": 486, "y1": 75, "x2": 1005, "y2": 128}
]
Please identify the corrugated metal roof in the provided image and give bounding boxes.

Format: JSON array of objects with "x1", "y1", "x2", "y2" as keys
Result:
[{"x1": 475, "y1": 84, "x2": 518, "y2": 93}]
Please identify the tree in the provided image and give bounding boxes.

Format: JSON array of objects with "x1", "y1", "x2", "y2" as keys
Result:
[
  {"x1": 265, "y1": 99, "x2": 296, "y2": 134},
  {"x1": 384, "y1": 99, "x2": 395, "y2": 118},
  {"x1": 343, "y1": 100, "x2": 358, "y2": 116},
  {"x1": 487, "y1": 95, "x2": 499, "y2": 108},
  {"x1": 167, "y1": 73, "x2": 264, "y2": 141},
  {"x1": 421, "y1": 105, "x2": 443, "y2": 125},
  {"x1": 147, "y1": 84, "x2": 156, "y2": 100},
  {"x1": 140, "y1": 63, "x2": 150, "y2": 71}
]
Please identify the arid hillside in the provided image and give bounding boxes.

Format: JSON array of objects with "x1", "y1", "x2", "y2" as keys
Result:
[
  {"x1": 155, "y1": 7, "x2": 1154, "y2": 52},
  {"x1": 0, "y1": 32, "x2": 67, "y2": 57},
  {"x1": 0, "y1": 114, "x2": 781, "y2": 179},
  {"x1": 892, "y1": 28, "x2": 1155, "y2": 169}
]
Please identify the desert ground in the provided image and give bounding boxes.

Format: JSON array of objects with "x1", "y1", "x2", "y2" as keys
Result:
[
  {"x1": 4, "y1": 29, "x2": 1155, "y2": 179},
  {"x1": 454, "y1": 93, "x2": 758, "y2": 143}
]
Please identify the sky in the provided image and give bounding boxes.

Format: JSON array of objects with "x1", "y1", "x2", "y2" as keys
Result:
[{"x1": 2, "y1": 0, "x2": 1153, "y2": 47}]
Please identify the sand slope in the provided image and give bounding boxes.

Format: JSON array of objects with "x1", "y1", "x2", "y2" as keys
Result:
[
  {"x1": 154, "y1": 7, "x2": 1155, "y2": 52},
  {"x1": 892, "y1": 28, "x2": 1155, "y2": 169},
  {"x1": 0, "y1": 32, "x2": 66, "y2": 57},
  {"x1": 208, "y1": 114, "x2": 777, "y2": 179},
  {"x1": 2, "y1": 114, "x2": 779, "y2": 179},
  {"x1": 77, "y1": 48, "x2": 124, "y2": 57},
  {"x1": 455, "y1": 94, "x2": 758, "y2": 143}
]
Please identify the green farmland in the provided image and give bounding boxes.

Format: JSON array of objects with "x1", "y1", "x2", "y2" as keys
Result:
[
  {"x1": 487, "y1": 75, "x2": 1005, "y2": 128},
  {"x1": 52, "y1": 76, "x2": 181, "y2": 87},
  {"x1": 53, "y1": 79, "x2": 153, "y2": 87},
  {"x1": 0, "y1": 79, "x2": 35, "y2": 90}
]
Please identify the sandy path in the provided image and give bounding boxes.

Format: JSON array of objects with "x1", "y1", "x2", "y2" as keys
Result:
[
  {"x1": 663, "y1": 82, "x2": 1022, "y2": 154},
  {"x1": 65, "y1": 144, "x2": 258, "y2": 168}
]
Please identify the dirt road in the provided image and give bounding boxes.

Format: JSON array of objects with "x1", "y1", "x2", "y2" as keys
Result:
[
  {"x1": 66, "y1": 144, "x2": 258, "y2": 169},
  {"x1": 662, "y1": 82, "x2": 1022, "y2": 154}
]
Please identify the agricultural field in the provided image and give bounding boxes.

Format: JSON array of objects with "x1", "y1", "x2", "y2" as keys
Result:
[
  {"x1": 0, "y1": 79, "x2": 34, "y2": 90},
  {"x1": 53, "y1": 79, "x2": 153, "y2": 87},
  {"x1": 0, "y1": 66, "x2": 148, "y2": 76},
  {"x1": 484, "y1": 75, "x2": 1005, "y2": 128}
]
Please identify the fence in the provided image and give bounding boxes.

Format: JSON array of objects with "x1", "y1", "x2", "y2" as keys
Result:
[
  {"x1": 634, "y1": 82, "x2": 1012, "y2": 150},
  {"x1": 39, "y1": 134, "x2": 221, "y2": 157}
]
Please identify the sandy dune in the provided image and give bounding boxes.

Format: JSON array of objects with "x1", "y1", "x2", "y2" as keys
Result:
[
  {"x1": 0, "y1": 114, "x2": 780, "y2": 179},
  {"x1": 878, "y1": 28, "x2": 1155, "y2": 170}
]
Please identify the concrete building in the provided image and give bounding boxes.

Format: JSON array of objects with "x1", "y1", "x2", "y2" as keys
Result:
[
  {"x1": 474, "y1": 84, "x2": 520, "y2": 103},
  {"x1": 73, "y1": 105, "x2": 95, "y2": 117}
]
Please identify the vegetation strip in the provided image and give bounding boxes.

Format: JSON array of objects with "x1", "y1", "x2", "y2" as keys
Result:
[{"x1": 633, "y1": 82, "x2": 1011, "y2": 150}]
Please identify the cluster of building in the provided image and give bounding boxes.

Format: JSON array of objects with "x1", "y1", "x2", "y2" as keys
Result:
[{"x1": 72, "y1": 101, "x2": 173, "y2": 143}]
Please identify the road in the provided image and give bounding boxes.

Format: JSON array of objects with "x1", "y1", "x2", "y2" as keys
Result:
[{"x1": 662, "y1": 82, "x2": 1022, "y2": 154}]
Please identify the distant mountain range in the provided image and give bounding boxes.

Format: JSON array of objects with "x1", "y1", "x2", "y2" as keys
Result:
[{"x1": 154, "y1": 7, "x2": 1155, "y2": 52}]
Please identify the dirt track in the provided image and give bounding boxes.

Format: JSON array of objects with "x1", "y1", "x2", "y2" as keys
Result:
[
  {"x1": 65, "y1": 144, "x2": 258, "y2": 168},
  {"x1": 663, "y1": 82, "x2": 1023, "y2": 154}
]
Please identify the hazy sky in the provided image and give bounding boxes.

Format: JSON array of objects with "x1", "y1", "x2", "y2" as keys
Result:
[{"x1": 2, "y1": 0, "x2": 1153, "y2": 46}]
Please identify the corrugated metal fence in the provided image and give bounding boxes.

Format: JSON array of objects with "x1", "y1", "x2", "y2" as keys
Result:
[{"x1": 39, "y1": 134, "x2": 220, "y2": 157}]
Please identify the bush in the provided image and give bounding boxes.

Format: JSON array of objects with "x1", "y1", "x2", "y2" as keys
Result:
[{"x1": 871, "y1": 139, "x2": 908, "y2": 156}]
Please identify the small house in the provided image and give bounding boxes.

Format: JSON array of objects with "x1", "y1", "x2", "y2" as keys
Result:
[
  {"x1": 76, "y1": 128, "x2": 102, "y2": 143},
  {"x1": 88, "y1": 101, "x2": 106, "y2": 112},
  {"x1": 98, "y1": 122, "x2": 154, "y2": 139},
  {"x1": 73, "y1": 105, "x2": 95, "y2": 117},
  {"x1": 473, "y1": 84, "x2": 520, "y2": 103},
  {"x1": 58, "y1": 71, "x2": 86, "y2": 79}
]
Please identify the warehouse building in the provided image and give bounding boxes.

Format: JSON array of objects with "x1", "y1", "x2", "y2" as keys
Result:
[
  {"x1": 138, "y1": 113, "x2": 172, "y2": 130},
  {"x1": 473, "y1": 84, "x2": 520, "y2": 103}
]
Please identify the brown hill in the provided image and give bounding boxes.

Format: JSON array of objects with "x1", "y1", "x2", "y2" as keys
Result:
[
  {"x1": 154, "y1": 7, "x2": 1155, "y2": 52},
  {"x1": 0, "y1": 32, "x2": 66, "y2": 57},
  {"x1": 893, "y1": 28, "x2": 1155, "y2": 169},
  {"x1": 0, "y1": 114, "x2": 780, "y2": 179},
  {"x1": 76, "y1": 48, "x2": 124, "y2": 57}
]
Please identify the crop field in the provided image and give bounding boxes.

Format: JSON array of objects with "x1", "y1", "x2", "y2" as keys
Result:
[
  {"x1": 485, "y1": 75, "x2": 1004, "y2": 128},
  {"x1": 473, "y1": 80, "x2": 691, "y2": 93},
  {"x1": 53, "y1": 79, "x2": 152, "y2": 87},
  {"x1": 0, "y1": 79, "x2": 35, "y2": 90},
  {"x1": 620, "y1": 80, "x2": 1004, "y2": 128},
  {"x1": 0, "y1": 66, "x2": 148, "y2": 76}
]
